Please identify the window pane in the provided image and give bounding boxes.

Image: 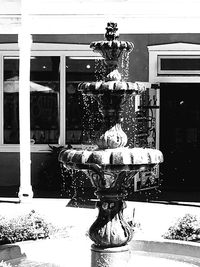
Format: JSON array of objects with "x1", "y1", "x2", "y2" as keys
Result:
[
  {"x1": 30, "y1": 56, "x2": 60, "y2": 144},
  {"x1": 3, "y1": 56, "x2": 60, "y2": 145},
  {"x1": 4, "y1": 57, "x2": 19, "y2": 144},
  {"x1": 161, "y1": 58, "x2": 200, "y2": 71},
  {"x1": 66, "y1": 57, "x2": 102, "y2": 144}
]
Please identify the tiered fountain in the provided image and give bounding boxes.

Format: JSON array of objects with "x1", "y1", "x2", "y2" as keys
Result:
[{"x1": 59, "y1": 22, "x2": 163, "y2": 267}]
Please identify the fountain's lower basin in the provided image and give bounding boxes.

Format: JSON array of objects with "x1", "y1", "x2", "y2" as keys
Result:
[
  {"x1": 6, "y1": 253, "x2": 200, "y2": 267},
  {"x1": 59, "y1": 147, "x2": 163, "y2": 249},
  {"x1": 4, "y1": 239, "x2": 200, "y2": 267}
]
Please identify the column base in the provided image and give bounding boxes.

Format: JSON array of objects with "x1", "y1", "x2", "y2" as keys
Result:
[
  {"x1": 18, "y1": 186, "x2": 33, "y2": 203},
  {"x1": 91, "y1": 244, "x2": 131, "y2": 267}
]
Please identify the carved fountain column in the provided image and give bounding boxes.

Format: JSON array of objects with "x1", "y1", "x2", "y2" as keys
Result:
[{"x1": 88, "y1": 166, "x2": 137, "y2": 267}]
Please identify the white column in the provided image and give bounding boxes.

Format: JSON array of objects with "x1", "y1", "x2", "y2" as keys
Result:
[{"x1": 18, "y1": 0, "x2": 33, "y2": 202}]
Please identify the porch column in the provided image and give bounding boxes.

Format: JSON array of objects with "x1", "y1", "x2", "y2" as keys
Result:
[{"x1": 18, "y1": 2, "x2": 33, "y2": 202}]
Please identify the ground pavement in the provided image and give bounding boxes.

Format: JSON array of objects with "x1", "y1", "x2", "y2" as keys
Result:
[
  {"x1": 0, "y1": 197, "x2": 200, "y2": 266},
  {"x1": 0, "y1": 197, "x2": 200, "y2": 240}
]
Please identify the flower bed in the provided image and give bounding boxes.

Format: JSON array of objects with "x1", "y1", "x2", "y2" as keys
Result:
[
  {"x1": 163, "y1": 213, "x2": 200, "y2": 242},
  {"x1": 0, "y1": 210, "x2": 69, "y2": 245}
]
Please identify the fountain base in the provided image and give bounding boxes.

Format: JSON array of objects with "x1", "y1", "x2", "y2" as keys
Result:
[
  {"x1": 91, "y1": 244, "x2": 131, "y2": 267},
  {"x1": 89, "y1": 198, "x2": 133, "y2": 248}
]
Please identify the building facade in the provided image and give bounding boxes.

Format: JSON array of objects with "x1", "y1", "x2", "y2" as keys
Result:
[{"x1": 1, "y1": 0, "x2": 200, "y2": 199}]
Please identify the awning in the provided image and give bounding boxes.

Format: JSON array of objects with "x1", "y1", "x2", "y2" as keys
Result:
[{"x1": 4, "y1": 76, "x2": 53, "y2": 93}]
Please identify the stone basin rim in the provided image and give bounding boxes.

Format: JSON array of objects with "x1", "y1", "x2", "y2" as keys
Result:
[
  {"x1": 59, "y1": 147, "x2": 164, "y2": 166},
  {"x1": 78, "y1": 81, "x2": 146, "y2": 93},
  {"x1": 61, "y1": 162, "x2": 158, "y2": 171},
  {"x1": 1, "y1": 238, "x2": 200, "y2": 264}
]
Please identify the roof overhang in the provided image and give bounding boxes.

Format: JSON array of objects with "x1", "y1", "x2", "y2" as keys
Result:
[{"x1": 1, "y1": 0, "x2": 200, "y2": 34}]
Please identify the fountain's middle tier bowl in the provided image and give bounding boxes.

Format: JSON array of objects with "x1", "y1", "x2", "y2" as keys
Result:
[
  {"x1": 59, "y1": 147, "x2": 163, "y2": 192},
  {"x1": 59, "y1": 147, "x2": 163, "y2": 168},
  {"x1": 78, "y1": 81, "x2": 146, "y2": 93}
]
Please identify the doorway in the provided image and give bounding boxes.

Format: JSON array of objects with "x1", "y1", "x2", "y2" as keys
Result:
[{"x1": 160, "y1": 83, "x2": 200, "y2": 191}]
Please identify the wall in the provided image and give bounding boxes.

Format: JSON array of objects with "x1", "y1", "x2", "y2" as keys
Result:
[
  {"x1": 33, "y1": 33, "x2": 200, "y2": 81},
  {"x1": 1, "y1": 33, "x2": 200, "y2": 189},
  {"x1": 0, "y1": 152, "x2": 51, "y2": 187}
]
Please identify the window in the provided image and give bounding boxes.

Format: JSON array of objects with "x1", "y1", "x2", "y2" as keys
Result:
[
  {"x1": 3, "y1": 56, "x2": 60, "y2": 145},
  {"x1": 30, "y1": 56, "x2": 60, "y2": 144},
  {"x1": 3, "y1": 57, "x2": 19, "y2": 144},
  {"x1": 65, "y1": 57, "x2": 102, "y2": 144},
  {"x1": 158, "y1": 55, "x2": 200, "y2": 75},
  {"x1": 148, "y1": 43, "x2": 200, "y2": 83},
  {"x1": 0, "y1": 43, "x2": 101, "y2": 152},
  {"x1": 0, "y1": 43, "x2": 148, "y2": 152}
]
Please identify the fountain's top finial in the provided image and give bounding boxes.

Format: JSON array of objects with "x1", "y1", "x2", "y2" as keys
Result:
[
  {"x1": 90, "y1": 22, "x2": 133, "y2": 58},
  {"x1": 105, "y1": 22, "x2": 119, "y2": 41}
]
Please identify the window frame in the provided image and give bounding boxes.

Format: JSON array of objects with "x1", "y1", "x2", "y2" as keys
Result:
[
  {"x1": 148, "y1": 42, "x2": 200, "y2": 151},
  {"x1": 0, "y1": 43, "x2": 97, "y2": 152}
]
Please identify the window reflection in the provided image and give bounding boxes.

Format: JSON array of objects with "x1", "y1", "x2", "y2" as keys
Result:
[
  {"x1": 30, "y1": 56, "x2": 60, "y2": 144},
  {"x1": 4, "y1": 57, "x2": 19, "y2": 144},
  {"x1": 66, "y1": 57, "x2": 102, "y2": 144},
  {"x1": 3, "y1": 56, "x2": 60, "y2": 144}
]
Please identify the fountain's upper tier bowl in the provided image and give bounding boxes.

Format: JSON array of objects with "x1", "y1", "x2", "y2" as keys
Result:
[
  {"x1": 59, "y1": 147, "x2": 163, "y2": 167},
  {"x1": 90, "y1": 40, "x2": 134, "y2": 54},
  {"x1": 78, "y1": 81, "x2": 146, "y2": 94}
]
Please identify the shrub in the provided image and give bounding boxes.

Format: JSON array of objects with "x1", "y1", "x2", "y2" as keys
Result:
[
  {"x1": 0, "y1": 210, "x2": 61, "y2": 245},
  {"x1": 163, "y1": 213, "x2": 200, "y2": 242},
  {"x1": 0, "y1": 261, "x2": 11, "y2": 267}
]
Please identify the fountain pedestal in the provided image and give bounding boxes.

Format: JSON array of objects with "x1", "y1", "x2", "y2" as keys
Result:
[
  {"x1": 89, "y1": 197, "x2": 132, "y2": 247},
  {"x1": 90, "y1": 194, "x2": 132, "y2": 267},
  {"x1": 90, "y1": 193, "x2": 132, "y2": 267},
  {"x1": 91, "y1": 245, "x2": 131, "y2": 267}
]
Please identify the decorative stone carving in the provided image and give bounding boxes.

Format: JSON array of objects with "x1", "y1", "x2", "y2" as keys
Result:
[{"x1": 89, "y1": 199, "x2": 132, "y2": 247}]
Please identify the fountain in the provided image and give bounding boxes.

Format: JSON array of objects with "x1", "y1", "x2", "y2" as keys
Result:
[{"x1": 59, "y1": 22, "x2": 163, "y2": 267}]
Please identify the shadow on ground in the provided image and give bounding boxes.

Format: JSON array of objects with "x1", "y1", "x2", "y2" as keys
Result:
[
  {"x1": 66, "y1": 198, "x2": 97, "y2": 209},
  {"x1": 1, "y1": 186, "x2": 200, "y2": 207}
]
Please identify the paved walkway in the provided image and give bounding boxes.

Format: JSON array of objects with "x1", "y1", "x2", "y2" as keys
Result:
[{"x1": 1, "y1": 197, "x2": 200, "y2": 266}]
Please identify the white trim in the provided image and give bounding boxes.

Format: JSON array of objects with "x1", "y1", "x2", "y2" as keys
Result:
[
  {"x1": 18, "y1": 30, "x2": 33, "y2": 201},
  {"x1": 0, "y1": 144, "x2": 53, "y2": 153},
  {"x1": 59, "y1": 55, "x2": 66, "y2": 146},
  {"x1": 0, "y1": 43, "x2": 93, "y2": 52},
  {"x1": 148, "y1": 42, "x2": 200, "y2": 51},
  {"x1": 148, "y1": 42, "x2": 200, "y2": 83}
]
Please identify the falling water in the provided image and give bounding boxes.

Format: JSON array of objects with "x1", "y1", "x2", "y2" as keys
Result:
[
  {"x1": 60, "y1": 162, "x2": 92, "y2": 205},
  {"x1": 120, "y1": 50, "x2": 131, "y2": 81},
  {"x1": 62, "y1": 52, "x2": 160, "y2": 202},
  {"x1": 94, "y1": 59, "x2": 106, "y2": 81},
  {"x1": 121, "y1": 94, "x2": 136, "y2": 148},
  {"x1": 94, "y1": 53, "x2": 130, "y2": 82},
  {"x1": 62, "y1": 67, "x2": 104, "y2": 201},
  {"x1": 82, "y1": 94, "x2": 102, "y2": 144}
]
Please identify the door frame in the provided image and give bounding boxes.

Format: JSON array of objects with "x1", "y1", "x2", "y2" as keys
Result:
[{"x1": 148, "y1": 42, "x2": 200, "y2": 150}]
